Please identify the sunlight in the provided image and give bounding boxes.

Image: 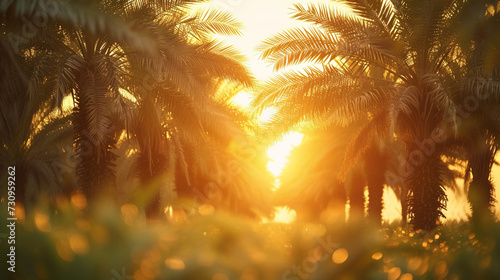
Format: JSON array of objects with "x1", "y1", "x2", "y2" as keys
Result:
[
  {"x1": 230, "y1": 92, "x2": 278, "y2": 124},
  {"x1": 261, "y1": 206, "x2": 297, "y2": 224},
  {"x1": 267, "y1": 131, "x2": 304, "y2": 178},
  {"x1": 119, "y1": 88, "x2": 138, "y2": 103},
  {"x1": 231, "y1": 90, "x2": 254, "y2": 109},
  {"x1": 273, "y1": 206, "x2": 297, "y2": 223},
  {"x1": 258, "y1": 106, "x2": 277, "y2": 123},
  {"x1": 61, "y1": 95, "x2": 74, "y2": 111},
  {"x1": 382, "y1": 187, "x2": 401, "y2": 223}
]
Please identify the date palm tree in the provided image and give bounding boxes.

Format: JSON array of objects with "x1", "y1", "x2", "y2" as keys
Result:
[
  {"x1": 256, "y1": 0, "x2": 468, "y2": 230},
  {"x1": 2, "y1": 0, "x2": 266, "y2": 218},
  {"x1": 172, "y1": 93, "x2": 274, "y2": 218},
  {"x1": 450, "y1": 1, "x2": 500, "y2": 227},
  {"x1": 0, "y1": 40, "x2": 74, "y2": 211},
  {"x1": 1, "y1": 0, "x2": 174, "y2": 201},
  {"x1": 121, "y1": 3, "x2": 258, "y2": 218}
]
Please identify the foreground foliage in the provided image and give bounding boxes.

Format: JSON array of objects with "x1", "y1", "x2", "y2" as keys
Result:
[{"x1": 2, "y1": 199, "x2": 499, "y2": 280}]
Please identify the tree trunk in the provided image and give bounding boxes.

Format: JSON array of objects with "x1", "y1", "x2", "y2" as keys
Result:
[
  {"x1": 74, "y1": 62, "x2": 118, "y2": 202},
  {"x1": 400, "y1": 184, "x2": 408, "y2": 226},
  {"x1": 407, "y1": 154, "x2": 446, "y2": 231},
  {"x1": 144, "y1": 189, "x2": 162, "y2": 220},
  {"x1": 365, "y1": 146, "x2": 386, "y2": 225},
  {"x1": 137, "y1": 153, "x2": 168, "y2": 220},
  {"x1": 348, "y1": 168, "x2": 366, "y2": 220},
  {"x1": 468, "y1": 143, "x2": 495, "y2": 228},
  {"x1": 135, "y1": 97, "x2": 168, "y2": 220},
  {"x1": 367, "y1": 182, "x2": 383, "y2": 224},
  {"x1": 74, "y1": 130, "x2": 117, "y2": 200},
  {"x1": 322, "y1": 182, "x2": 347, "y2": 224}
]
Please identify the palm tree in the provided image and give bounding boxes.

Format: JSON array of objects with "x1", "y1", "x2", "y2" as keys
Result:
[
  {"x1": 458, "y1": 62, "x2": 500, "y2": 228},
  {"x1": 1, "y1": 0, "x2": 173, "y2": 202},
  {"x1": 464, "y1": 133, "x2": 498, "y2": 226},
  {"x1": 0, "y1": 39, "x2": 74, "y2": 211},
  {"x1": 256, "y1": 0, "x2": 468, "y2": 230},
  {"x1": 121, "y1": 3, "x2": 258, "y2": 218},
  {"x1": 3, "y1": 0, "x2": 264, "y2": 218},
  {"x1": 446, "y1": 1, "x2": 500, "y2": 227},
  {"x1": 124, "y1": 78, "x2": 273, "y2": 219},
  {"x1": 179, "y1": 83, "x2": 274, "y2": 217},
  {"x1": 276, "y1": 124, "x2": 400, "y2": 224}
]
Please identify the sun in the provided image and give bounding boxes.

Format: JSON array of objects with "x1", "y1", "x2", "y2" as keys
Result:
[
  {"x1": 232, "y1": 92, "x2": 304, "y2": 179},
  {"x1": 222, "y1": 1, "x2": 309, "y2": 180},
  {"x1": 220, "y1": 0, "x2": 318, "y2": 223},
  {"x1": 273, "y1": 206, "x2": 297, "y2": 223}
]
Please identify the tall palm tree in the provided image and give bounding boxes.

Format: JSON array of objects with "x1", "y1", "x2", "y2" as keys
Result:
[
  {"x1": 256, "y1": 0, "x2": 468, "y2": 230},
  {"x1": 0, "y1": 39, "x2": 74, "y2": 211},
  {"x1": 457, "y1": 67, "x2": 500, "y2": 228},
  {"x1": 1, "y1": 0, "x2": 269, "y2": 219},
  {"x1": 464, "y1": 133, "x2": 498, "y2": 226},
  {"x1": 177, "y1": 82, "x2": 274, "y2": 218},
  {"x1": 125, "y1": 78, "x2": 273, "y2": 219},
  {"x1": 121, "y1": 3, "x2": 257, "y2": 218},
  {"x1": 456, "y1": 2, "x2": 500, "y2": 227},
  {"x1": 1, "y1": 0, "x2": 171, "y2": 201}
]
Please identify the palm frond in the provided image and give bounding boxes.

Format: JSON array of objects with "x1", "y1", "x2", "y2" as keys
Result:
[{"x1": 188, "y1": 7, "x2": 243, "y2": 37}]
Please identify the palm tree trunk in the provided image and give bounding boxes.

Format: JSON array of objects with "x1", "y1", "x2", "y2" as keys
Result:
[
  {"x1": 138, "y1": 154, "x2": 167, "y2": 220},
  {"x1": 400, "y1": 184, "x2": 408, "y2": 226},
  {"x1": 349, "y1": 168, "x2": 365, "y2": 220},
  {"x1": 73, "y1": 69, "x2": 117, "y2": 201},
  {"x1": 468, "y1": 143, "x2": 495, "y2": 227},
  {"x1": 407, "y1": 154, "x2": 446, "y2": 231},
  {"x1": 365, "y1": 146, "x2": 386, "y2": 225},
  {"x1": 74, "y1": 127, "x2": 118, "y2": 200},
  {"x1": 135, "y1": 97, "x2": 169, "y2": 220},
  {"x1": 367, "y1": 180, "x2": 383, "y2": 224}
]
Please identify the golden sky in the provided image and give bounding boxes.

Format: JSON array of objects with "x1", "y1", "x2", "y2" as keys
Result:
[{"x1": 219, "y1": 0, "x2": 314, "y2": 79}]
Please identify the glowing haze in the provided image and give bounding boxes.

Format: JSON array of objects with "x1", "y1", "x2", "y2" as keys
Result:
[
  {"x1": 220, "y1": 0, "x2": 500, "y2": 222},
  {"x1": 224, "y1": 0, "x2": 311, "y2": 185}
]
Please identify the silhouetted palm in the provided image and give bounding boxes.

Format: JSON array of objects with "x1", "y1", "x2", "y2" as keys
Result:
[
  {"x1": 1, "y1": 0, "x2": 178, "y2": 201},
  {"x1": 439, "y1": 1, "x2": 500, "y2": 227},
  {"x1": 459, "y1": 17, "x2": 500, "y2": 227},
  {"x1": 122, "y1": 3, "x2": 258, "y2": 218},
  {"x1": 0, "y1": 41, "x2": 73, "y2": 210}
]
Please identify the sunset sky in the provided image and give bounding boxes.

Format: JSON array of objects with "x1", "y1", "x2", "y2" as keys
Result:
[{"x1": 218, "y1": 0, "x2": 313, "y2": 79}]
